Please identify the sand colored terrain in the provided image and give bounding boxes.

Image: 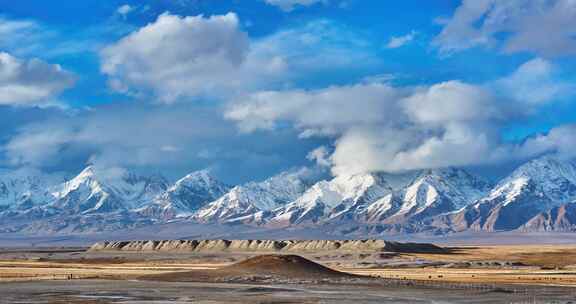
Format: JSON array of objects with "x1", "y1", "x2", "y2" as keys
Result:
[
  {"x1": 2, "y1": 243, "x2": 576, "y2": 288},
  {"x1": 0, "y1": 258, "x2": 223, "y2": 282},
  {"x1": 406, "y1": 244, "x2": 576, "y2": 267},
  {"x1": 341, "y1": 244, "x2": 576, "y2": 286}
]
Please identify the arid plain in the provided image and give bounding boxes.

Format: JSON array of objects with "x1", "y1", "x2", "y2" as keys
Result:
[{"x1": 1, "y1": 240, "x2": 576, "y2": 303}]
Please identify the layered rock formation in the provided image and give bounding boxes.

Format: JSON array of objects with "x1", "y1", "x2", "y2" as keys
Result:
[{"x1": 89, "y1": 239, "x2": 447, "y2": 253}]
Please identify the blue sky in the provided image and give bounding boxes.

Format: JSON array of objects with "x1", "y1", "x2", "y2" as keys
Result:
[{"x1": 1, "y1": 0, "x2": 576, "y2": 183}]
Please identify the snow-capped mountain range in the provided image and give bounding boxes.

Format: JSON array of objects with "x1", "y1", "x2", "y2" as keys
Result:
[
  {"x1": 1, "y1": 155, "x2": 576, "y2": 235},
  {"x1": 429, "y1": 156, "x2": 576, "y2": 232}
]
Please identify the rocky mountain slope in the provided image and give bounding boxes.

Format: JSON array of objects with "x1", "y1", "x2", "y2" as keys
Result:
[
  {"x1": 49, "y1": 166, "x2": 169, "y2": 215},
  {"x1": 137, "y1": 170, "x2": 230, "y2": 220},
  {"x1": 520, "y1": 202, "x2": 576, "y2": 232},
  {"x1": 433, "y1": 156, "x2": 576, "y2": 232},
  {"x1": 0, "y1": 169, "x2": 57, "y2": 212},
  {"x1": 231, "y1": 168, "x2": 491, "y2": 229},
  {"x1": 195, "y1": 168, "x2": 317, "y2": 223},
  {"x1": 264, "y1": 172, "x2": 394, "y2": 226},
  {"x1": 0, "y1": 166, "x2": 227, "y2": 233},
  {"x1": 1, "y1": 155, "x2": 576, "y2": 236},
  {"x1": 358, "y1": 168, "x2": 492, "y2": 225}
]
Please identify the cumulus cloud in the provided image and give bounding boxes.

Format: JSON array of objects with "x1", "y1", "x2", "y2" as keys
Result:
[
  {"x1": 101, "y1": 14, "x2": 379, "y2": 103},
  {"x1": 227, "y1": 59, "x2": 576, "y2": 176},
  {"x1": 403, "y1": 81, "x2": 500, "y2": 125},
  {"x1": 0, "y1": 52, "x2": 75, "y2": 106},
  {"x1": 518, "y1": 124, "x2": 576, "y2": 160},
  {"x1": 101, "y1": 13, "x2": 258, "y2": 102},
  {"x1": 433, "y1": 0, "x2": 576, "y2": 57},
  {"x1": 329, "y1": 124, "x2": 494, "y2": 175},
  {"x1": 226, "y1": 83, "x2": 406, "y2": 134},
  {"x1": 495, "y1": 58, "x2": 575, "y2": 106},
  {"x1": 385, "y1": 31, "x2": 416, "y2": 49},
  {"x1": 264, "y1": 0, "x2": 328, "y2": 11}
]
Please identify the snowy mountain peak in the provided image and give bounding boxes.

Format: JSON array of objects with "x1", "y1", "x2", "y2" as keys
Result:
[
  {"x1": 178, "y1": 170, "x2": 218, "y2": 186},
  {"x1": 3, "y1": 155, "x2": 576, "y2": 235},
  {"x1": 389, "y1": 167, "x2": 492, "y2": 219},
  {"x1": 195, "y1": 168, "x2": 318, "y2": 223},
  {"x1": 263, "y1": 172, "x2": 393, "y2": 226},
  {"x1": 416, "y1": 167, "x2": 490, "y2": 187},
  {"x1": 446, "y1": 155, "x2": 576, "y2": 232},
  {"x1": 492, "y1": 155, "x2": 576, "y2": 205},
  {"x1": 77, "y1": 165, "x2": 96, "y2": 177},
  {"x1": 0, "y1": 169, "x2": 56, "y2": 210},
  {"x1": 47, "y1": 166, "x2": 170, "y2": 215},
  {"x1": 140, "y1": 170, "x2": 231, "y2": 219},
  {"x1": 289, "y1": 172, "x2": 391, "y2": 210},
  {"x1": 324, "y1": 172, "x2": 392, "y2": 206},
  {"x1": 506, "y1": 155, "x2": 576, "y2": 184}
]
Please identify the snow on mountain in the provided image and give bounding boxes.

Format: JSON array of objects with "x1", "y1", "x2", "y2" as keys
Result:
[
  {"x1": 47, "y1": 166, "x2": 169, "y2": 215},
  {"x1": 0, "y1": 165, "x2": 172, "y2": 233},
  {"x1": 0, "y1": 175, "x2": 44, "y2": 211},
  {"x1": 442, "y1": 155, "x2": 576, "y2": 232},
  {"x1": 266, "y1": 173, "x2": 393, "y2": 226},
  {"x1": 195, "y1": 168, "x2": 319, "y2": 223},
  {"x1": 138, "y1": 170, "x2": 230, "y2": 219},
  {"x1": 233, "y1": 168, "x2": 490, "y2": 228},
  {"x1": 490, "y1": 155, "x2": 576, "y2": 205},
  {"x1": 381, "y1": 168, "x2": 492, "y2": 222},
  {"x1": 0, "y1": 169, "x2": 63, "y2": 213},
  {"x1": 2, "y1": 154, "x2": 576, "y2": 236}
]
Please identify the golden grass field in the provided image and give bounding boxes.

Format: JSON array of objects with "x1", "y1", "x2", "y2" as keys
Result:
[
  {"x1": 2, "y1": 244, "x2": 576, "y2": 286},
  {"x1": 344, "y1": 245, "x2": 576, "y2": 286}
]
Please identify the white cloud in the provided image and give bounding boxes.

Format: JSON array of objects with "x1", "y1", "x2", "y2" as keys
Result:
[
  {"x1": 2, "y1": 103, "x2": 319, "y2": 183},
  {"x1": 101, "y1": 15, "x2": 379, "y2": 103},
  {"x1": 226, "y1": 58, "x2": 576, "y2": 176},
  {"x1": 495, "y1": 58, "x2": 574, "y2": 105},
  {"x1": 101, "y1": 13, "x2": 250, "y2": 103},
  {"x1": 265, "y1": 0, "x2": 327, "y2": 11},
  {"x1": 307, "y1": 146, "x2": 331, "y2": 167},
  {"x1": 0, "y1": 52, "x2": 75, "y2": 106},
  {"x1": 0, "y1": 18, "x2": 47, "y2": 56},
  {"x1": 434, "y1": 0, "x2": 576, "y2": 57},
  {"x1": 250, "y1": 19, "x2": 380, "y2": 74},
  {"x1": 385, "y1": 31, "x2": 416, "y2": 49},
  {"x1": 518, "y1": 124, "x2": 576, "y2": 160},
  {"x1": 226, "y1": 83, "x2": 406, "y2": 134},
  {"x1": 0, "y1": 16, "x2": 131, "y2": 60},
  {"x1": 101, "y1": 12, "x2": 292, "y2": 103},
  {"x1": 329, "y1": 124, "x2": 498, "y2": 175},
  {"x1": 227, "y1": 81, "x2": 502, "y2": 174},
  {"x1": 116, "y1": 4, "x2": 134, "y2": 17},
  {"x1": 403, "y1": 81, "x2": 500, "y2": 125},
  {"x1": 5, "y1": 127, "x2": 74, "y2": 166},
  {"x1": 0, "y1": 18, "x2": 37, "y2": 38}
]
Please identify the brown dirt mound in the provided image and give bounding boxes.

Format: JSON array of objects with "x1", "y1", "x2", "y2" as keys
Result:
[
  {"x1": 217, "y1": 254, "x2": 349, "y2": 278},
  {"x1": 141, "y1": 254, "x2": 356, "y2": 282}
]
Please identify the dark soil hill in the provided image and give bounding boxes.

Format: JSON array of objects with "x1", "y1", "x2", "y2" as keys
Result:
[
  {"x1": 217, "y1": 254, "x2": 349, "y2": 278},
  {"x1": 142, "y1": 254, "x2": 357, "y2": 283}
]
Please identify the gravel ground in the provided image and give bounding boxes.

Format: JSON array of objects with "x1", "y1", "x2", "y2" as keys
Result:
[{"x1": 1, "y1": 279, "x2": 575, "y2": 304}]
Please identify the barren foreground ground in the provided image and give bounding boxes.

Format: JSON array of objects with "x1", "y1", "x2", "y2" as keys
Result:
[
  {"x1": 1, "y1": 245, "x2": 576, "y2": 303},
  {"x1": 2, "y1": 279, "x2": 576, "y2": 304}
]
